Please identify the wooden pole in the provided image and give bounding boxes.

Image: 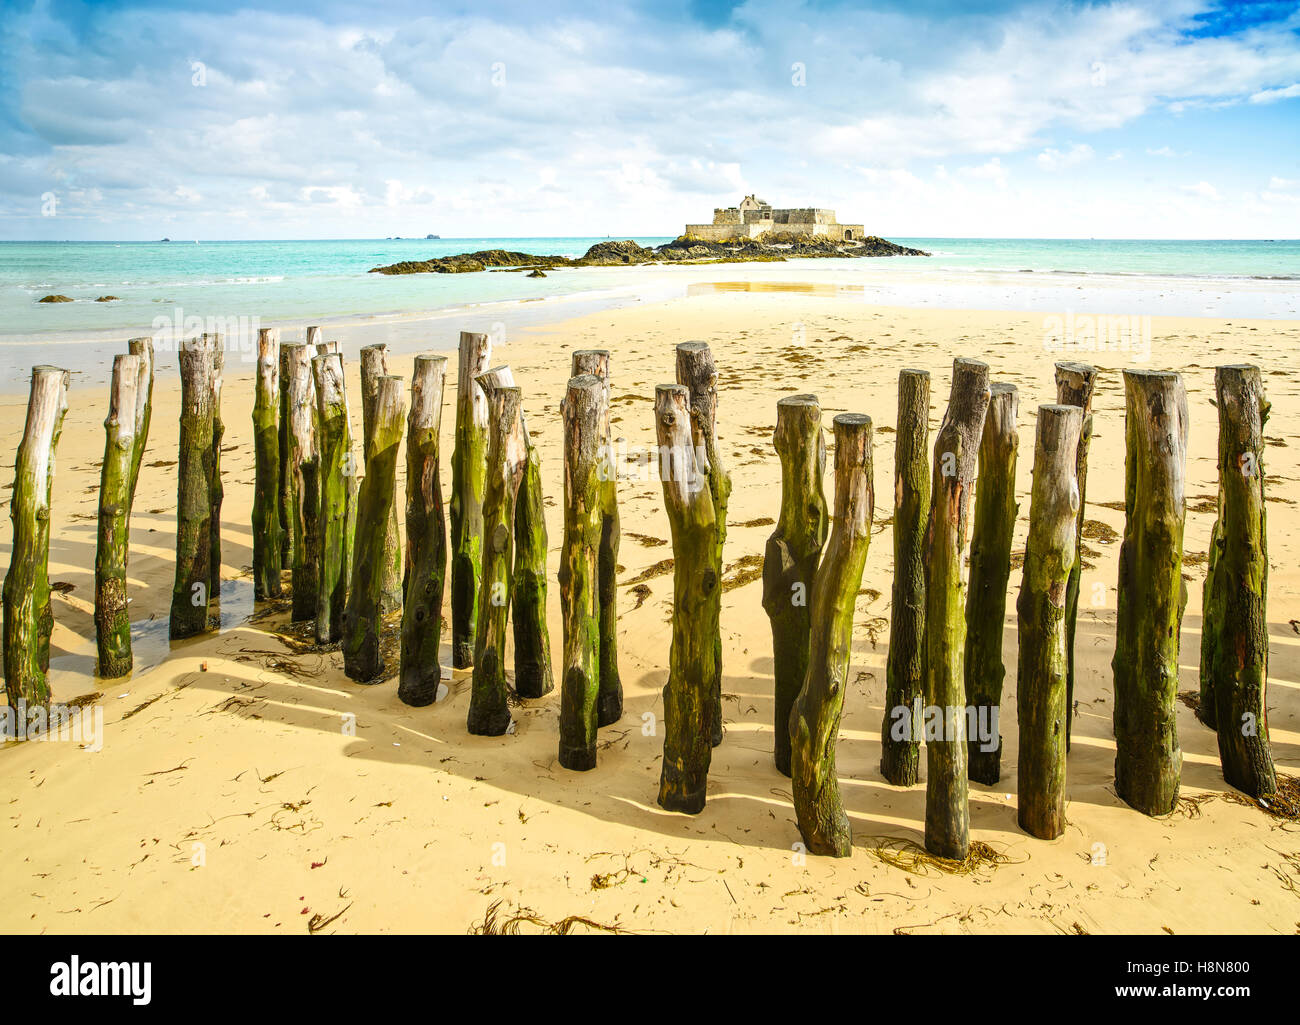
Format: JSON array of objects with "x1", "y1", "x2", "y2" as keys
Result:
[
  {"x1": 558, "y1": 374, "x2": 605, "y2": 769},
  {"x1": 94, "y1": 354, "x2": 140, "y2": 678},
  {"x1": 1113, "y1": 369, "x2": 1188, "y2": 816},
  {"x1": 277, "y1": 343, "x2": 294, "y2": 568},
  {"x1": 923, "y1": 357, "x2": 991, "y2": 860},
  {"x1": 361, "y1": 343, "x2": 403, "y2": 613},
  {"x1": 125, "y1": 336, "x2": 154, "y2": 537},
  {"x1": 399, "y1": 354, "x2": 449, "y2": 707},
  {"x1": 1201, "y1": 364, "x2": 1275, "y2": 797},
  {"x1": 467, "y1": 383, "x2": 526, "y2": 736},
  {"x1": 964, "y1": 382, "x2": 1019, "y2": 785},
  {"x1": 342, "y1": 375, "x2": 405, "y2": 681},
  {"x1": 1016, "y1": 404, "x2": 1082, "y2": 840},
  {"x1": 313, "y1": 352, "x2": 355, "y2": 644},
  {"x1": 169, "y1": 339, "x2": 216, "y2": 639},
  {"x1": 761, "y1": 394, "x2": 828, "y2": 777},
  {"x1": 655, "y1": 383, "x2": 719, "y2": 813},
  {"x1": 790, "y1": 413, "x2": 874, "y2": 857},
  {"x1": 207, "y1": 335, "x2": 224, "y2": 605},
  {"x1": 572, "y1": 349, "x2": 621, "y2": 725},
  {"x1": 881, "y1": 368, "x2": 930, "y2": 786},
  {"x1": 252, "y1": 328, "x2": 282, "y2": 599},
  {"x1": 3, "y1": 366, "x2": 69, "y2": 709},
  {"x1": 1055, "y1": 361, "x2": 1097, "y2": 750},
  {"x1": 306, "y1": 325, "x2": 323, "y2": 352},
  {"x1": 285, "y1": 343, "x2": 319, "y2": 622},
  {"x1": 676, "y1": 341, "x2": 730, "y2": 746},
  {"x1": 450, "y1": 330, "x2": 492, "y2": 668}
]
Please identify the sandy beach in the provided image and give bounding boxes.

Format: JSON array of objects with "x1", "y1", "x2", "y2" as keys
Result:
[{"x1": 1, "y1": 289, "x2": 1298, "y2": 935}]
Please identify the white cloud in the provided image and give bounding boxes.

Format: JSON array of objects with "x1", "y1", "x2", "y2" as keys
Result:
[
  {"x1": 1249, "y1": 83, "x2": 1300, "y2": 103},
  {"x1": 1181, "y1": 181, "x2": 1219, "y2": 200},
  {"x1": 1037, "y1": 144, "x2": 1094, "y2": 171}
]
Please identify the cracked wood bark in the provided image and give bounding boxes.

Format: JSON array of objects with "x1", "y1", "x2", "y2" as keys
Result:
[
  {"x1": 361, "y1": 343, "x2": 403, "y2": 613},
  {"x1": 1113, "y1": 369, "x2": 1188, "y2": 817},
  {"x1": 252, "y1": 328, "x2": 282, "y2": 599},
  {"x1": 1016, "y1": 404, "x2": 1082, "y2": 840},
  {"x1": 1201, "y1": 364, "x2": 1275, "y2": 797},
  {"x1": 965, "y1": 382, "x2": 1018, "y2": 785},
  {"x1": 399, "y1": 354, "x2": 449, "y2": 707},
  {"x1": 450, "y1": 330, "x2": 491, "y2": 668},
  {"x1": 761, "y1": 394, "x2": 827, "y2": 777},
  {"x1": 313, "y1": 352, "x2": 355, "y2": 644},
  {"x1": 169, "y1": 339, "x2": 216, "y2": 639},
  {"x1": 1055, "y1": 360, "x2": 1097, "y2": 750},
  {"x1": 655, "y1": 384, "x2": 719, "y2": 813},
  {"x1": 572, "y1": 349, "x2": 621, "y2": 725},
  {"x1": 3, "y1": 366, "x2": 69, "y2": 709},
  {"x1": 285, "y1": 343, "x2": 319, "y2": 622},
  {"x1": 125, "y1": 336, "x2": 153, "y2": 544},
  {"x1": 94, "y1": 354, "x2": 140, "y2": 678},
  {"x1": 923, "y1": 357, "x2": 991, "y2": 860},
  {"x1": 790, "y1": 413, "x2": 873, "y2": 857},
  {"x1": 881, "y1": 369, "x2": 930, "y2": 786},
  {"x1": 676, "y1": 341, "x2": 730, "y2": 746},
  {"x1": 342, "y1": 375, "x2": 405, "y2": 682}
]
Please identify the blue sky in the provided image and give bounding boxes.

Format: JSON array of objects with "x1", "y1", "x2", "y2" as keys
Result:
[{"x1": 1, "y1": 0, "x2": 1298, "y2": 239}]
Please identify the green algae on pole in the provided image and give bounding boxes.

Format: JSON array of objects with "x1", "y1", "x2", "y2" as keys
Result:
[
  {"x1": 790, "y1": 412, "x2": 874, "y2": 857},
  {"x1": 655, "y1": 384, "x2": 720, "y2": 813},
  {"x1": 94, "y1": 354, "x2": 141, "y2": 678},
  {"x1": 571, "y1": 349, "x2": 621, "y2": 725},
  {"x1": 1055, "y1": 361, "x2": 1097, "y2": 750},
  {"x1": 558, "y1": 374, "x2": 606, "y2": 769},
  {"x1": 285, "y1": 343, "x2": 320, "y2": 622},
  {"x1": 1016, "y1": 404, "x2": 1082, "y2": 840},
  {"x1": 964, "y1": 382, "x2": 1019, "y2": 785},
  {"x1": 450, "y1": 330, "x2": 492, "y2": 668},
  {"x1": 467, "y1": 383, "x2": 526, "y2": 736},
  {"x1": 1201, "y1": 365, "x2": 1275, "y2": 798},
  {"x1": 313, "y1": 352, "x2": 355, "y2": 645},
  {"x1": 923, "y1": 357, "x2": 991, "y2": 860},
  {"x1": 361, "y1": 344, "x2": 403, "y2": 613},
  {"x1": 169, "y1": 339, "x2": 217, "y2": 639},
  {"x1": 676, "y1": 341, "x2": 730, "y2": 746},
  {"x1": 399, "y1": 354, "x2": 449, "y2": 707},
  {"x1": 4, "y1": 366, "x2": 70, "y2": 709},
  {"x1": 342, "y1": 374, "x2": 406, "y2": 682},
  {"x1": 881, "y1": 368, "x2": 930, "y2": 787},
  {"x1": 1113, "y1": 369, "x2": 1188, "y2": 817},
  {"x1": 761, "y1": 394, "x2": 828, "y2": 777},
  {"x1": 252, "y1": 328, "x2": 282, "y2": 600},
  {"x1": 277, "y1": 343, "x2": 295, "y2": 569},
  {"x1": 207, "y1": 336, "x2": 224, "y2": 604}
]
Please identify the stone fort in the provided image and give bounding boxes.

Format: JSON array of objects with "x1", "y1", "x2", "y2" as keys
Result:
[{"x1": 685, "y1": 194, "x2": 865, "y2": 243}]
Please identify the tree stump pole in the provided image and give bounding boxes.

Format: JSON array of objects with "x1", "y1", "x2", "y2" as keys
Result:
[
  {"x1": 790, "y1": 413, "x2": 874, "y2": 857},
  {"x1": 1113, "y1": 369, "x2": 1188, "y2": 817},
  {"x1": 1201, "y1": 365, "x2": 1275, "y2": 797},
  {"x1": 94, "y1": 354, "x2": 140, "y2": 678},
  {"x1": 361, "y1": 344, "x2": 403, "y2": 613},
  {"x1": 252, "y1": 328, "x2": 282, "y2": 599},
  {"x1": 313, "y1": 352, "x2": 355, "y2": 644},
  {"x1": 342, "y1": 375, "x2": 406, "y2": 681},
  {"x1": 964, "y1": 382, "x2": 1019, "y2": 784},
  {"x1": 125, "y1": 336, "x2": 154, "y2": 539},
  {"x1": 450, "y1": 330, "x2": 491, "y2": 668},
  {"x1": 923, "y1": 357, "x2": 991, "y2": 860},
  {"x1": 761, "y1": 394, "x2": 828, "y2": 777},
  {"x1": 1016, "y1": 404, "x2": 1082, "y2": 840},
  {"x1": 3, "y1": 366, "x2": 70, "y2": 709},
  {"x1": 285, "y1": 343, "x2": 319, "y2": 622},
  {"x1": 169, "y1": 339, "x2": 216, "y2": 639},
  {"x1": 399, "y1": 354, "x2": 449, "y2": 707}
]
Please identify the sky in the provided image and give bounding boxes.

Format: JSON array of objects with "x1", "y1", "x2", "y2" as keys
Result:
[{"x1": 1, "y1": 0, "x2": 1298, "y2": 240}]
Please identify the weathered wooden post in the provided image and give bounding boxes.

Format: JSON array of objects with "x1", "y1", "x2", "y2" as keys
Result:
[
  {"x1": 761, "y1": 395, "x2": 828, "y2": 777},
  {"x1": 467, "y1": 383, "x2": 526, "y2": 736},
  {"x1": 923, "y1": 357, "x2": 991, "y2": 860},
  {"x1": 655, "y1": 384, "x2": 719, "y2": 813},
  {"x1": 1016, "y1": 404, "x2": 1082, "y2": 840},
  {"x1": 169, "y1": 339, "x2": 217, "y2": 639},
  {"x1": 676, "y1": 341, "x2": 730, "y2": 746},
  {"x1": 1113, "y1": 369, "x2": 1188, "y2": 816},
  {"x1": 125, "y1": 336, "x2": 154, "y2": 533},
  {"x1": 207, "y1": 336, "x2": 224, "y2": 603},
  {"x1": 285, "y1": 343, "x2": 319, "y2": 622},
  {"x1": 881, "y1": 369, "x2": 930, "y2": 787},
  {"x1": 4, "y1": 366, "x2": 69, "y2": 709},
  {"x1": 558, "y1": 374, "x2": 605, "y2": 769},
  {"x1": 399, "y1": 354, "x2": 449, "y2": 706},
  {"x1": 450, "y1": 330, "x2": 491, "y2": 668},
  {"x1": 1055, "y1": 361, "x2": 1096, "y2": 750},
  {"x1": 94, "y1": 354, "x2": 140, "y2": 678},
  {"x1": 572, "y1": 350, "x2": 621, "y2": 724},
  {"x1": 361, "y1": 343, "x2": 403, "y2": 613},
  {"x1": 1201, "y1": 365, "x2": 1275, "y2": 798},
  {"x1": 252, "y1": 328, "x2": 282, "y2": 599},
  {"x1": 306, "y1": 325, "x2": 323, "y2": 352},
  {"x1": 790, "y1": 413, "x2": 874, "y2": 857},
  {"x1": 964, "y1": 382, "x2": 1018, "y2": 784},
  {"x1": 342, "y1": 375, "x2": 406, "y2": 681},
  {"x1": 277, "y1": 343, "x2": 295, "y2": 568},
  {"x1": 313, "y1": 352, "x2": 355, "y2": 644}
]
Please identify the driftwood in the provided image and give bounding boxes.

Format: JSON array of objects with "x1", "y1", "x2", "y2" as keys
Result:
[
  {"x1": 450, "y1": 330, "x2": 492, "y2": 668},
  {"x1": 94, "y1": 354, "x2": 141, "y2": 678}
]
